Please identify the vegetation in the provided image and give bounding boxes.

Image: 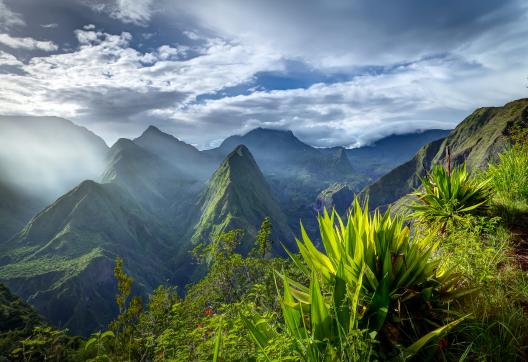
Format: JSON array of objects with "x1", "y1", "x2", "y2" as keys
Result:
[
  {"x1": 1, "y1": 102, "x2": 527, "y2": 360},
  {"x1": 409, "y1": 163, "x2": 490, "y2": 232}
]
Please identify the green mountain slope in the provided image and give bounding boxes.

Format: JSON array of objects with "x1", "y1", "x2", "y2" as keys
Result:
[
  {"x1": 207, "y1": 128, "x2": 367, "y2": 237},
  {"x1": 0, "y1": 180, "x2": 175, "y2": 335},
  {"x1": 0, "y1": 282, "x2": 44, "y2": 355},
  {"x1": 134, "y1": 126, "x2": 217, "y2": 181},
  {"x1": 0, "y1": 282, "x2": 42, "y2": 334},
  {"x1": 0, "y1": 116, "x2": 109, "y2": 244},
  {"x1": 364, "y1": 98, "x2": 528, "y2": 208},
  {"x1": 191, "y1": 145, "x2": 293, "y2": 255}
]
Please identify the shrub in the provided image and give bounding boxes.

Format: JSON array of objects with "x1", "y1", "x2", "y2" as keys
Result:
[
  {"x1": 409, "y1": 163, "x2": 491, "y2": 232},
  {"x1": 245, "y1": 199, "x2": 469, "y2": 361},
  {"x1": 487, "y1": 144, "x2": 528, "y2": 203}
]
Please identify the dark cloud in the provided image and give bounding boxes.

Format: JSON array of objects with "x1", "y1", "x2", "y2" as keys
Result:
[{"x1": 55, "y1": 86, "x2": 188, "y2": 121}]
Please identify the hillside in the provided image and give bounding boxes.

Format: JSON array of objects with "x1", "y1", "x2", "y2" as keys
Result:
[
  {"x1": 364, "y1": 99, "x2": 528, "y2": 208},
  {"x1": 0, "y1": 181, "x2": 176, "y2": 335},
  {"x1": 191, "y1": 145, "x2": 293, "y2": 255}
]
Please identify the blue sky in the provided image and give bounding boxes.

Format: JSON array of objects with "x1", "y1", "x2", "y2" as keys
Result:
[{"x1": 0, "y1": 0, "x2": 527, "y2": 148}]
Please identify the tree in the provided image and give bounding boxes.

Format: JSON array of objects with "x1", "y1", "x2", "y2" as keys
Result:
[
  {"x1": 109, "y1": 257, "x2": 144, "y2": 358},
  {"x1": 255, "y1": 217, "x2": 273, "y2": 257}
]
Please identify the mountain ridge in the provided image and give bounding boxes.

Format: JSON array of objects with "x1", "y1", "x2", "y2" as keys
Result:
[{"x1": 363, "y1": 98, "x2": 528, "y2": 209}]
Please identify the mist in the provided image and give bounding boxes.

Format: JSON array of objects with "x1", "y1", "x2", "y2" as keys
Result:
[{"x1": 0, "y1": 116, "x2": 108, "y2": 202}]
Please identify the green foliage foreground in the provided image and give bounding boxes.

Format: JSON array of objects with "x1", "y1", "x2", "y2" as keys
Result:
[{"x1": 244, "y1": 199, "x2": 470, "y2": 361}]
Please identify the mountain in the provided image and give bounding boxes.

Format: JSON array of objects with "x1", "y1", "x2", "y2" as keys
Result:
[
  {"x1": 346, "y1": 129, "x2": 450, "y2": 180},
  {"x1": 0, "y1": 282, "x2": 44, "y2": 355},
  {"x1": 0, "y1": 180, "x2": 45, "y2": 243},
  {"x1": 0, "y1": 282, "x2": 43, "y2": 334},
  {"x1": 133, "y1": 126, "x2": 217, "y2": 181},
  {"x1": 0, "y1": 180, "x2": 176, "y2": 335},
  {"x1": 191, "y1": 145, "x2": 293, "y2": 255},
  {"x1": 209, "y1": 128, "x2": 359, "y2": 182},
  {"x1": 102, "y1": 138, "x2": 201, "y2": 213},
  {"x1": 363, "y1": 98, "x2": 528, "y2": 209},
  {"x1": 207, "y1": 128, "x2": 367, "y2": 237},
  {"x1": 0, "y1": 116, "x2": 108, "y2": 201},
  {"x1": 0, "y1": 116, "x2": 109, "y2": 243}
]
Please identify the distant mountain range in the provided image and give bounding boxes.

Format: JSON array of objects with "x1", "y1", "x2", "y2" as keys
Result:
[{"x1": 0, "y1": 111, "x2": 471, "y2": 335}]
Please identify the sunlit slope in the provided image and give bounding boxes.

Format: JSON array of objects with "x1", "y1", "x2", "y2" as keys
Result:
[{"x1": 364, "y1": 98, "x2": 528, "y2": 208}]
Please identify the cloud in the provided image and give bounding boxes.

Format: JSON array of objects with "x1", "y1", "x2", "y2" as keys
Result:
[
  {"x1": 170, "y1": 0, "x2": 526, "y2": 68},
  {"x1": 0, "y1": 33, "x2": 58, "y2": 51},
  {"x1": 85, "y1": 0, "x2": 154, "y2": 26},
  {"x1": 0, "y1": 1, "x2": 526, "y2": 148},
  {"x1": 159, "y1": 54, "x2": 527, "y2": 148},
  {"x1": 0, "y1": 28, "x2": 283, "y2": 142},
  {"x1": 0, "y1": 0, "x2": 25, "y2": 30},
  {"x1": 0, "y1": 50, "x2": 22, "y2": 67},
  {"x1": 41, "y1": 23, "x2": 59, "y2": 29}
]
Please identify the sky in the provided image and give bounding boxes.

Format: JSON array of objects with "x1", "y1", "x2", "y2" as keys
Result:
[{"x1": 0, "y1": 0, "x2": 527, "y2": 149}]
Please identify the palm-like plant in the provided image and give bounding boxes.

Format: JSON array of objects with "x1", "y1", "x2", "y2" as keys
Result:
[
  {"x1": 409, "y1": 163, "x2": 490, "y2": 232},
  {"x1": 244, "y1": 199, "x2": 470, "y2": 361}
]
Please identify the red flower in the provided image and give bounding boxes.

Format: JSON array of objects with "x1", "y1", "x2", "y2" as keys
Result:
[{"x1": 204, "y1": 307, "x2": 214, "y2": 316}]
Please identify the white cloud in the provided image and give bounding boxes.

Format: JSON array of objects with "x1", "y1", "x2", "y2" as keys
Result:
[
  {"x1": 85, "y1": 0, "x2": 154, "y2": 26},
  {"x1": 0, "y1": 33, "x2": 58, "y2": 51},
  {"x1": 0, "y1": 50, "x2": 22, "y2": 66},
  {"x1": 159, "y1": 54, "x2": 527, "y2": 148},
  {"x1": 0, "y1": 0, "x2": 25, "y2": 30},
  {"x1": 0, "y1": 28, "x2": 283, "y2": 142},
  {"x1": 41, "y1": 23, "x2": 59, "y2": 29},
  {"x1": 112, "y1": 0, "x2": 154, "y2": 25}
]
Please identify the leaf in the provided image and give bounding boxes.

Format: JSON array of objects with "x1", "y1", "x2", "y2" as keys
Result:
[
  {"x1": 310, "y1": 272, "x2": 332, "y2": 341},
  {"x1": 213, "y1": 324, "x2": 223, "y2": 362},
  {"x1": 333, "y1": 258, "x2": 349, "y2": 333},
  {"x1": 100, "y1": 330, "x2": 115, "y2": 340},
  {"x1": 402, "y1": 315, "x2": 470, "y2": 359},
  {"x1": 84, "y1": 337, "x2": 97, "y2": 351}
]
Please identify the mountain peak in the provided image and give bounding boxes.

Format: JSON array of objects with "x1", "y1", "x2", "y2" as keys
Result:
[
  {"x1": 221, "y1": 144, "x2": 259, "y2": 177},
  {"x1": 231, "y1": 144, "x2": 251, "y2": 158},
  {"x1": 249, "y1": 127, "x2": 296, "y2": 138},
  {"x1": 141, "y1": 125, "x2": 179, "y2": 141},
  {"x1": 111, "y1": 137, "x2": 137, "y2": 149},
  {"x1": 192, "y1": 142, "x2": 293, "y2": 254}
]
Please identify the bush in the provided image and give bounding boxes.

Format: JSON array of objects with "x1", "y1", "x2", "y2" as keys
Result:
[
  {"x1": 487, "y1": 144, "x2": 528, "y2": 200},
  {"x1": 409, "y1": 163, "x2": 491, "y2": 232},
  {"x1": 245, "y1": 199, "x2": 469, "y2": 361}
]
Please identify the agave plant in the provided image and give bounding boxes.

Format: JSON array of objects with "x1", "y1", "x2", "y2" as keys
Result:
[
  {"x1": 409, "y1": 163, "x2": 490, "y2": 232},
  {"x1": 244, "y1": 199, "x2": 470, "y2": 361}
]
